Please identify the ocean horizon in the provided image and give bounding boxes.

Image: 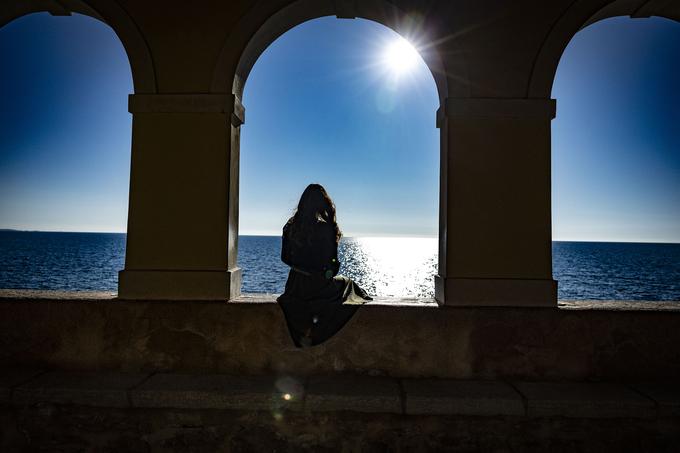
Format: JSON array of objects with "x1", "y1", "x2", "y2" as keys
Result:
[
  {"x1": 3, "y1": 229, "x2": 680, "y2": 244},
  {"x1": 1, "y1": 230, "x2": 679, "y2": 301}
]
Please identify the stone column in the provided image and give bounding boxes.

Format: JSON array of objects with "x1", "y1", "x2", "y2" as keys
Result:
[
  {"x1": 435, "y1": 98, "x2": 557, "y2": 307},
  {"x1": 118, "y1": 94, "x2": 243, "y2": 300}
]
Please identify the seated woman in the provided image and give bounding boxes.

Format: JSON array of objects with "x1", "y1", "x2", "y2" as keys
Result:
[{"x1": 277, "y1": 184, "x2": 372, "y2": 347}]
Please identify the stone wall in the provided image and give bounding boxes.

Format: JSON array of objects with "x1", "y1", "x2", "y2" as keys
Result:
[{"x1": 2, "y1": 291, "x2": 679, "y2": 380}]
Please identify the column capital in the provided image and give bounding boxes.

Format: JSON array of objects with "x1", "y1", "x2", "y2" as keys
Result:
[
  {"x1": 442, "y1": 98, "x2": 556, "y2": 121},
  {"x1": 128, "y1": 94, "x2": 245, "y2": 126}
]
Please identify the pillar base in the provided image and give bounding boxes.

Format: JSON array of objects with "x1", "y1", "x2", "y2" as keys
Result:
[
  {"x1": 118, "y1": 268, "x2": 242, "y2": 300},
  {"x1": 435, "y1": 276, "x2": 557, "y2": 307}
]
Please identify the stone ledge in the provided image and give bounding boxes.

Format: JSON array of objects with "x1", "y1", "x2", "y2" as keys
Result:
[
  {"x1": 403, "y1": 379, "x2": 524, "y2": 416},
  {"x1": 2, "y1": 291, "x2": 679, "y2": 381},
  {"x1": 513, "y1": 382, "x2": 657, "y2": 418},
  {"x1": 1, "y1": 289, "x2": 677, "y2": 311}
]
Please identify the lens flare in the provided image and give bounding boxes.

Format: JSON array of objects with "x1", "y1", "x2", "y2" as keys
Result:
[{"x1": 383, "y1": 37, "x2": 420, "y2": 75}]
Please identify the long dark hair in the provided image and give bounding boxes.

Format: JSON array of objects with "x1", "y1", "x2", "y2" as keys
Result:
[{"x1": 286, "y1": 184, "x2": 341, "y2": 243}]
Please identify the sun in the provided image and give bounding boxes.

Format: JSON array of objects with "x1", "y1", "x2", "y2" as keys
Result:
[{"x1": 383, "y1": 36, "x2": 420, "y2": 75}]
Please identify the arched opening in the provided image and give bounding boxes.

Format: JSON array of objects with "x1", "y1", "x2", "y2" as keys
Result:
[
  {"x1": 551, "y1": 16, "x2": 680, "y2": 300},
  {"x1": 230, "y1": 10, "x2": 444, "y2": 297},
  {"x1": 0, "y1": 12, "x2": 134, "y2": 291}
]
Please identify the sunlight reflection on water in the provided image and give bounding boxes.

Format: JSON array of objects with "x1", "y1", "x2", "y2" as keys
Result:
[
  {"x1": 339, "y1": 237, "x2": 438, "y2": 297},
  {"x1": 2, "y1": 232, "x2": 677, "y2": 300},
  {"x1": 238, "y1": 236, "x2": 438, "y2": 297}
]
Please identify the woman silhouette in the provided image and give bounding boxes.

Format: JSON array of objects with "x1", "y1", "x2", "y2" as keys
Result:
[{"x1": 277, "y1": 184, "x2": 372, "y2": 347}]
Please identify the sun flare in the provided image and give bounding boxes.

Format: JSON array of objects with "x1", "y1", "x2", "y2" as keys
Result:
[{"x1": 383, "y1": 36, "x2": 420, "y2": 75}]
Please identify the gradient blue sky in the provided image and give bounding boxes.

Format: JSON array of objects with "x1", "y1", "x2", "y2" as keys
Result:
[
  {"x1": 552, "y1": 16, "x2": 680, "y2": 243},
  {"x1": 240, "y1": 17, "x2": 439, "y2": 237},
  {"x1": 0, "y1": 13, "x2": 678, "y2": 241},
  {"x1": 0, "y1": 13, "x2": 132, "y2": 232}
]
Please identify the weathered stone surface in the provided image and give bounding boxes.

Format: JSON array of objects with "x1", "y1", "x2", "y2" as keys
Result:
[
  {"x1": 514, "y1": 382, "x2": 656, "y2": 418},
  {"x1": 403, "y1": 379, "x2": 524, "y2": 415},
  {"x1": 305, "y1": 375, "x2": 401, "y2": 413},
  {"x1": 3, "y1": 404, "x2": 680, "y2": 453},
  {"x1": 633, "y1": 382, "x2": 680, "y2": 416},
  {"x1": 0, "y1": 369, "x2": 45, "y2": 404},
  {"x1": 13, "y1": 371, "x2": 148, "y2": 408},
  {"x1": 130, "y1": 373, "x2": 304, "y2": 411},
  {"x1": 1, "y1": 293, "x2": 680, "y2": 381},
  {"x1": 1, "y1": 370, "x2": 679, "y2": 451}
]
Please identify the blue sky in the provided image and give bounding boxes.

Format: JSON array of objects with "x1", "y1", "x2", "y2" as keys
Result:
[
  {"x1": 240, "y1": 17, "x2": 439, "y2": 236},
  {"x1": 552, "y1": 16, "x2": 680, "y2": 243},
  {"x1": 0, "y1": 13, "x2": 132, "y2": 232},
  {"x1": 0, "y1": 13, "x2": 678, "y2": 242}
]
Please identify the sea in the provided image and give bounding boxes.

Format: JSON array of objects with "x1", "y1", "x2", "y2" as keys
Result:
[{"x1": 0, "y1": 231, "x2": 679, "y2": 301}]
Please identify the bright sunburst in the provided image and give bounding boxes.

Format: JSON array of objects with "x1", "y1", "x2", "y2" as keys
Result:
[{"x1": 383, "y1": 36, "x2": 420, "y2": 75}]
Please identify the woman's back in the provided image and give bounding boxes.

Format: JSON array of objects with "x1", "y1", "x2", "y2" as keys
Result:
[{"x1": 282, "y1": 220, "x2": 338, "y2": 275}]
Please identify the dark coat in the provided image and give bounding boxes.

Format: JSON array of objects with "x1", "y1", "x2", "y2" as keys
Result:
[{"x1": 277, "y1": 220, "x2": 371, "y2": 347}]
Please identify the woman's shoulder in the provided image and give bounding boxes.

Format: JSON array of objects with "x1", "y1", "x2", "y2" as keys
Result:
[{"x1": 283, "y1": 218, "x2": 294, "y2": 234}]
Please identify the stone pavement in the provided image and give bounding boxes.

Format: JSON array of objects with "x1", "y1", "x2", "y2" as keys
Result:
[
  {"x1": 2, "y1": 369, "x2": 680, "y2": 452},
  {"x1": 2, "y1": 369, "x2": 678, "y2": 418}
]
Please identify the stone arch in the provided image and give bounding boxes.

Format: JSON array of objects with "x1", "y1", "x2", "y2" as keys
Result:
[
  {"x1": 0, "y1": 0, "x2": 156, "y2": 93},
  {"x1": 528, "y1": 0, "x2": 680, "y2": 99},
  {"x1": 211, "y1": 0, "x2": 451, "y2": 298},
  {"x1": 211, "y1": 0, "x2": 453, "y2": 103}
]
